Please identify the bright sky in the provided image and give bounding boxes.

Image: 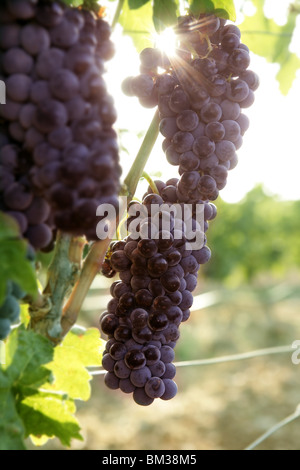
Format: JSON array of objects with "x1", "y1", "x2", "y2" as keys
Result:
[{"x1": 103, "y1": 0, "x2": 300, "y2": 203}]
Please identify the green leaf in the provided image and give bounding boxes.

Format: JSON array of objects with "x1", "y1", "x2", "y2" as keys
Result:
[
  {"x1": 19, "y1": 391, "x2": 82, "y2": 447},
  {"x1": 61, "y1": 0, "x2": 83, "y2": 5},
  {"x1": 0, "y1": 213, "x2": 38, "y2": 305},
  {"x1": 189, "y1": 0, "x2": 236, "y2": 21},
  {"x1": 239, "y1": 0, "x2": 299, "y2": 94},
  {"x1": 153, "y1": 0, "x2": 179, "y2": 32},
  {"x1": 4, "y1": 328, "x2": 53, "y2": 389},
  {"x1": 44, "y1": 329, "x2": 104, "y2": 401},
  {"x1": 119, "y1": 0, "x2": 156, "y2": 52},
  {"x1": 0, "y1": 212, "x2": 20, "y2": 241},
  {"x1": 0, "y1": 388, "x2": 26, "y2": 450},
  {"x1": 129, "y1": 0, "x2": 150, "y2": 8},
  {"x1": 20, "y1": 303, "x2": 30, "y2": 328}
]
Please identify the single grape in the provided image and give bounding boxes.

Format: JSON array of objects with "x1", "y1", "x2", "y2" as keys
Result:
[
  {"x1": 145, "y1": 377, "x2": 165, "y2": 398},
  {"x1": 133, "y1": 387, "x2": 154, "y2": 406}
]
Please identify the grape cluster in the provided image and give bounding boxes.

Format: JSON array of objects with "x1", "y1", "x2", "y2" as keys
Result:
[
  {"x1": 0, "y1": 0, "x2": 121, "y2": 241},
  {"x1": 100, "y1": 178, "x2": 216, "y2": 405},
  {"x1": 0, "y1": 281, "x2": 26, "y2": 340},
  {"x1": 123, "y1": 14, "x2": 258, "y2": 202},
  {"x1": 100, "y1": 13, "x2": 257, "y2": 404},
  {"x1": 0, "y1": 128, "x2": 54, "y2": 249}
]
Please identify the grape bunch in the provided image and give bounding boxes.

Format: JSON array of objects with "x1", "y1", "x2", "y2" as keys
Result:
[
  {"x1": 100, "y1": 178, "x2": 216, "y2": 405},
  {"x1": 100, "y1": 12, "x2": 258, "y2": 405},
  {"x1": 0, "y1": 281, "x2": 26, "y2": 340},
  {"x1": 0, "y1": 0, "x2": 121, "y2": 241},
  {"x1": 0, "y1": 128, "x2": 54, "y2": 249},
  {"x1": 123, "y1": 14, "x2": 258, "y2": 202}
]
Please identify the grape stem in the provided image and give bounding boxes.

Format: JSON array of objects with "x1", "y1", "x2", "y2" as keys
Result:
[
  {"x1": 122, "y1": 109, "x2": 160, "y2": 199},
  {"x1": 29, "y1": 232, "x2": 85, "y2": 344},
  {"x1": 61, "y1": 109, "x2": 160, "y2": 336},
  {"x1": 112, "y1": 0, "x2": 125, "y2": 29},
  {"x1": 142, "y1": 171, "x2": 160, "y2": 195}
]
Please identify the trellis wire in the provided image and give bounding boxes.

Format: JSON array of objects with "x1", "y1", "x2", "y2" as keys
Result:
[
  {"x1": 88, "y1": 344, "x2": 293, "y2": 376},
  {"x1": 245, "y1": 407, "x2": 300, "y2": 451}
]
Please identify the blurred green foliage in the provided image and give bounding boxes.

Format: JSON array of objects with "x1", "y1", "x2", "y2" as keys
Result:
[
  {"x1": 205, "y1": 186, "x2": 300, "y2": 283},
  {"x1": 239, "y1": 0, "x2": 300, "y2": 94}
]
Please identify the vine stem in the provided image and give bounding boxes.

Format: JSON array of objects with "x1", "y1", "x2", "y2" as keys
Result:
[
  {"x1": 29, "y1": 232, "x2": 85, "y2": 343},
  {"x1": 61, "y1": 217, "x2": 121, "y2": 336},
  {"x1": 245, "y1": 407, "x2": 300, "y2": 450},
  {"x1": 122, "y1": 109, "x2": 160, "y2": 199},
  {"x1": 88, "y1": 344, "x2": 293, "y2": 375},
  {"x1": 112, "y1": 0, "x2": 125, "y2": 30},
  {"x1": 62, "y1": 109, "x2": 160, "y2": 334}
]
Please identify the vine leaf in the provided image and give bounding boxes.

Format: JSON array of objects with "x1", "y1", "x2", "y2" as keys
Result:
[
  {"x1": 0, "y1": 213, "x2": 37, "y2": 305},
  {"x1": 61, "y1": 0, "x2": 84, "y2": 5},
  {"x1": 4, "y1": 327, "x2": 53, "y2": 389},
  {"x1": 0, "y1": 388, "x2": 26, "y2": 450},
  {"x1": 129, "y1": 0, "x2": 150, "y2": 8},
  {"x1": 239, "y1": 0, "x2": 300, "y2": 94},
  {"x1": 0, "y1": 328, "x2": 88, "y2": 449},
  {"x1": 43, "y1": 329, "x2": 104, "y2": 401},
  {"x1": 0, "y1": 328, "x2": 55, "y2": 450},
  {"x1": 19, "y1": 392, "x2": 82, "y2": 447},
  {"x1": 119, "y1": 0, "x2": 155, "y2": 51},
  {"x1": 189, "y1": 0, "x2": 236, "y2": 21},
  {"x1": 153, "y1": 0, "x2": 179, "y2": 33}
]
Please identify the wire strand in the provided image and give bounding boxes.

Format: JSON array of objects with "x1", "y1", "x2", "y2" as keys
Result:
[
  {"x1": 89, "y1": 344, "x2": 293, "y2": 376},
  {"x1": 245, "y1": 408, "x2": 300, "y2": 450}
]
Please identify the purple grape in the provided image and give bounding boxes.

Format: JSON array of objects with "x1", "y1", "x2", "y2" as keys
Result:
[
  {"x1": 222, "y1": 120, "x2": 241, "y2": 143},
  {"x1": 162, "y1": 363, "x2": 176, "y2": 379},
  {"x1": 236, "y1": 113, "x2": 249, "y2": 135},
  {"x1": 220, "y1": 99, "x2": 241, "y2": 120},
  {"x1": 104, "y1": 372, "x2": 119, "y2": 390},
  {"x1": 133, "y1": 388, "x2": 154, "y2": 406},
  {"x1": 161, "y1": 379, "x2": 178, "y2": 400},
  {"x1": 24, "y1": 197, "x2": 50, "y2": 225},
  {"x1": 25, "y1": 224, "x2": 53, "y2": 250},
  {"x1": 149, "y1": 360, "x2": 166, "y2": 377},
  {"x1": 226, "y1": 79, "x2": 249, "y2": 102},
  {"x1": 0, "y1": 24, "x2": 21, "y2": 49},
  {"x1": 3, "y1": 47, "x2": 34, "y2": 74},
  {"x1": 35, "y1": 48, "x2": 65, "y2": 79},
  {"x1": 193, "y1": 136, "x2": 215, "y2": 157},
  {"x1": 49, "y1": 69, "x2": 80, "y2": 101},
  {"x1": 114, "y1": 360, "x2": 131, "y2": 379},
  {"x1": 7, "y1": 0, "x2": 35, "y2": 20},
  {"x1": 109, "y1": 342, "x2": 127, "y2": 361},
  {"x1": 145, "y1": 377, "x2": 165, "y2": 398},
  {"x1": 160, "y1": 345, "x2": 175, "y2": 363},
  {"x1": 4, "y1": 182, "x2": 33, "y2": 210},
  {"x1": 20, "y1": 24, "x2": 50, "y2": 55},
  {"x1": 176, "y1": 110, "x2": 199, "y2": 132},
  {"x1": 131, "y1": 74, "x2": 154, "y2": 98},
  {"x1": 172, "y1": 131, "x2": 194, "y2": 153},
  {"x1": 119, "y1": 378, "x2": 136, "y2": 394},
  {"x1": 130, "y1": 366, "x2": 151, "y2": 387},
  {"x1": 50, "y1": 19, "x2": 80, "y2": 48},
  {"x1": 30, "y1": 80, "x2": 51, "y2": 104},
  {"x1": 159, "y1": 117, "x2": 179, "y2": 139},
  {"x1": 215, "y1": 140, "x2": 236, "y2": 162},
  {"x1": 6, "y1": 74, "x2": 32, "y2": 102}
]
